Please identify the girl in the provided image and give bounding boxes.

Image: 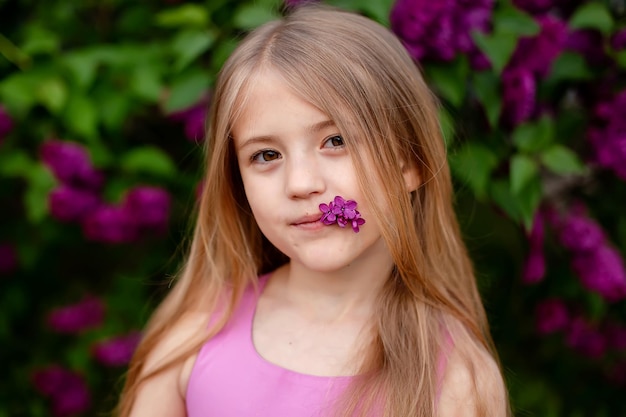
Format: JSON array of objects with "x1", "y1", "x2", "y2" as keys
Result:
[{"x1": 117, "y1": 4, "x2": 510, "y2": 417}]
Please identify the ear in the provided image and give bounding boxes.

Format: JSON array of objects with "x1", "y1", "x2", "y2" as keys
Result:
[{"x1": 401, "y1": 160, "x2": 421, "y2": 192}]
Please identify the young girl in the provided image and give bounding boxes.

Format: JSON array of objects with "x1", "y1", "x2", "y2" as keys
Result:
[{"x1": 117, "y1": 5, "x2": 510, "y2": 417}]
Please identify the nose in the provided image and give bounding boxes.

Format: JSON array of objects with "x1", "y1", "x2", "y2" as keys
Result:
[{"x1": 284, "y1": 153, "x2": 326, "y2": 199}]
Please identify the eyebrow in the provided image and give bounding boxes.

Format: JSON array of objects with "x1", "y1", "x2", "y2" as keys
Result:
[{"x1": 236, "y1": 119, "x2": 337, "y2": 150}]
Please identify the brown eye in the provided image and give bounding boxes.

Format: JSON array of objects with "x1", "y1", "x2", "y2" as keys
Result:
[
  {"x1": 252, "y1": 149, "x2": 281, "y2": 163},
  {"x1": 323, "y1": 135, "x2": 345, "y2": 148}
]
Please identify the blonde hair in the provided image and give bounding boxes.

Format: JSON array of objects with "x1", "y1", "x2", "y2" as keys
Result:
[{"x1": 117, "y1": 5, "x2": 509, "y2": 417}]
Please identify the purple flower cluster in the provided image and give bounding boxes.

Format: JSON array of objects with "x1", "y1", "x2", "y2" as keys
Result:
[
  {"x1": 319, "y1": 196, "x2": 366, "y2": 233},
  {"x1": 92, "y1": 331, "x2": 142, "y2": 367},
  {"x1": 0, "y1": 243, "x2": 18, "y2": 275},
  {"x1": 390, "y1": 0, "x2": 493, "y2": 69},
  {"x1": 83, "y1": 186, "x2": 172, "y2": 243},
  {"x1": 41, "y1": 140, "x2": 104, "y2": 190},
  {"x1": 46, "y1": 296, "x2": 105, "y2": 333},
  {"x1": 555, "y1": 206, "x2": 626, "y2": 302},
  {"x1": 566, "y1": 29, "x2": 611, "y2": 66},
  {"x1": 612, "y1": 28, "x2": 626, "y2": 50},
  {"x1": 0, "y1": 105, "x2": 13, "y2": 145},
  {"x1": 41, "y1": 140, "x2": 104, "y2": 224},
  {"x1": 169, "y1": 96, "x2": 209, "y2": 143},
  {"x1": 587, "y1": 90, "x2": 626, "y2": 181},
  {"x1": 534, "y1": 299, "x2": 626, "y2": 360},
  {"x1": 32, "y1": 366, "x2": 91, "y2": 417},
  {"x1": 502, "y1": 15, "x2": 568, "y2": 125},
  {"x1": 535, "y1": 298, "x2": 569, "y2": 334},
  {"x1": 40, "y1": 140, "x2": 172, "y2": 243}
]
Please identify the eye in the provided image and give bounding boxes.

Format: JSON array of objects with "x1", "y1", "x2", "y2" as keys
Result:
[
  {"x1": 251, "y1": 149, "x2": 281, "y2": 163},
  {"x1": 323, "y1": 135, "x2": 345, "y2": 148}
]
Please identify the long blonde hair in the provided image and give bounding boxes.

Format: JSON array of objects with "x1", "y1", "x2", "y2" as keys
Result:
[{"x1": 117, "y1": 5, "x2": 508, "y2": 417}]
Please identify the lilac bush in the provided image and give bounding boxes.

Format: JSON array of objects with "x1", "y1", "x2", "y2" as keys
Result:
[{"x1": 1, "y1": 0, "x2": 625, "y2": 415}]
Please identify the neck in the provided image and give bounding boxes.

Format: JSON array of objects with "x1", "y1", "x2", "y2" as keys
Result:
[{"x1": 275, "y1": 253, "x2": 393, "y2": 323}]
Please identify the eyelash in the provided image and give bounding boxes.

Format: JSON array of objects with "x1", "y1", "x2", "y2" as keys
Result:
[{"x1": 248, "y1": 135, "x2": 345, "y2": 163}]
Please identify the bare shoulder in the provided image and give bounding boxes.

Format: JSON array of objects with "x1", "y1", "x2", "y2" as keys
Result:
[
  {"x1": 128, "y1": 311, "x2": 210, "y2": 417},
  {"x1": 437, "y1": 341, "x2": 509, "y2": 417}
]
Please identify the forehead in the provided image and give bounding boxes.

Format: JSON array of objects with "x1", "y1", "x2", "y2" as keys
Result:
[{"x1": 230, "y1": 68, "x2": 334, "y2": 145}]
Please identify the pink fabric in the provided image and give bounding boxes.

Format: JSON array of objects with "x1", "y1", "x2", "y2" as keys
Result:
[
  {"x1": 186, "y1": 275, "x2": 351, "y2": 417},
  {"x1": 186, "y1": 275, "x2": 452, "y2": 416}
]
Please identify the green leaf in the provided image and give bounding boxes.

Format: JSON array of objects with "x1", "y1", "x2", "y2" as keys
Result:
[
  {"x1": 472, "y1": 71, "x2": 502, "y2": 127},
  {"x1": 0, "y1": 150, "x2": 34, "y2": 177},
  {"x1": 540, "y1": 144, "x2": 586, "y2": 175},
  {"x1": 569, "y1": 2, "x2": 614, "y2": 35},
  {"x1": 37, "y1": 77, "x2": 68, "y2": 114},
  {"x1": 424, "y1": 57, "x2": 469, "y2": 108},
  {"x1": 130, "y1": 65, "x2": 163, "y2": 103},
  {"x1": 63, "y1": 50, "x2": 100, "y2": 88},
  {"x1": 98, "y1": 93, "x2": 133, "y2": 132},
  {"x1": 512, "y1": 116, "x2": 555, "y2": 153},
  {"x1": 472, "y1": 31, "x2": 518, "y2": 74},
  {"x1": 0, "y1": 72, "x2": 39, "y2": 116},
  {"x1": 439, "y1": 107, "x2": 455, "y2": 147},
  {"x1": 233, "y1": 4, "x2": 281, "y2": 30},
  {"x1": 119, "y1": 146, "x2": 177, "y2": 178},
  {"x1": 516, "y1": 174, "x2": 542, "y2": 230},
  {"x1": 155, "y1": 4, "x2": 209, "y2": 28},
  {"x1": 449, "y1": 143, "x2": 499, "y2": 199},
  {"x1": 171, "y1": 29, "x2": 216, "y2": 72},
  {"x1": 547, "y1": 52, "x2": 593, "y2": 83},
  {"x1": 494, "y1": 7, "x2": 540, "y2": 36},
  {"x1": 24, "y1": 163, "x2": 56, "y2": 223},
  {"x1": 490, "y1": 179, "x2": 521, "y2": 222},
  {"x1": 165, "y1": 71, "x2": 211, "y2": 113},
  {"x1": 64, "y1": 94, "x2": 99, "y2": 139},
  {"x1": 616, "y1": 51, "x2": 626, "y2": 70},
  {"x1": 21, "y1": 25, "x2": 60, "y2": 55},
  {"x1": 510, "y1": 154, "x2": 538, "y2": 195}
]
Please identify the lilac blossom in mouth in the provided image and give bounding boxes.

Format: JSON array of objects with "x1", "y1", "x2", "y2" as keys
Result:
[{"x1": 319, "y1": 196, "x2": 366, "y2": 233}]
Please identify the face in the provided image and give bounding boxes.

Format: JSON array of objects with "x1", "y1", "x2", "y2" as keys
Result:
[{"x1": 231, "y1": 69, "x2": 392, "y2": 274}]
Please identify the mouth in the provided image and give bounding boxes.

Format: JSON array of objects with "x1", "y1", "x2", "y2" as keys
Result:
[{"x1": 291, "y1": 214, "x2": 322, "y2": 226}]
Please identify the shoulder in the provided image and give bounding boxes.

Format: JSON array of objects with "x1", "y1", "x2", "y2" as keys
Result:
[
  {"x1": 128, "y1": 311, "x2": 210, "y2": 417},
  {"x1": 437, "y1": 341, "x2": 509, "y2": 417}
]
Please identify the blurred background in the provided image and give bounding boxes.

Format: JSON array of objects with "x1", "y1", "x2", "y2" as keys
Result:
[{"x1": 1, "y1": 0, "x2": 625, "y2": 415}]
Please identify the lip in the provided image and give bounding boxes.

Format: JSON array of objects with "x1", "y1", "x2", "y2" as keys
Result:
[{"x1": 291, "y1": 214, "x2": 322, "y2": 226}]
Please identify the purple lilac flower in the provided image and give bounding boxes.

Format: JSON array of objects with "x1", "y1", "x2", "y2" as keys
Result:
[
  {"x1": 512, "y1": 0, "x2": 558, "y2": 15},
  {"x1": 501, "y1": 67, "x2": 536, "y2": 126},
  {"x1": 0, "y1": 243, "x2": 18, "y2": 275},
  {"x1": 319, "y1": 196, "x2": 366, "y2": 233},
  {"x1": 587, "y1": 90, "x2": 626, "y2": 181},
  {"x1": 40, "y1": 140, "x2": 104, "y2": 190},
  {"x1": 571, "y1": 245, "x2": 626, "y2": 302},
  {"x1": 535, "y1": 298, "x2": 569, "y2": 334},
  {"x1": 566, "y1": 316, "x2": 607, "y2": 358},
  {"x1": 390, "y1": 0, "x2": 494, "y2": 68},
  {"x1": 169, "y1": 97, "x2": 209, "y2": 143},
  {"x1": 558, "y1": 211, "x2": 605, "y2": 252},
  {"x1": 46, "y1": 296, "x2": 105, "y2": 333},
  {"x1": 92, "y1": 331, "x2": 142, "y2": 366},
  {"x1": 123, "y1": 186, "x2": 171, "y2": 235},
  {"x1": 612, "y1": 28, "x2": 626, "y2": 50},
  {"x1": 0, "y1": 105, "x2": 13, "y2": 144},
  {"x1": 509, "y1": 15, "x2": 568, "y2": 78},
  {"x1": 566, "y1": 29, "x2": 610, "y2": 66},
  {"x1": 32, "y1": 365, "x2": 91, "y2": 417},
  {"x1": 522, "y1": 212, "x2": 546, "y2": 284},
  {"x1": 48, "y1": 185, "x2": 100, "y2": 223},
  {"x1": 82, "y1": 205, "x2": 136, "y2": 244}
]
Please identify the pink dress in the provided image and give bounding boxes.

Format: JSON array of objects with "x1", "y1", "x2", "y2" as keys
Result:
[{"x1": 186, "y1": 275, "x2": 352, "y2": 417}]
